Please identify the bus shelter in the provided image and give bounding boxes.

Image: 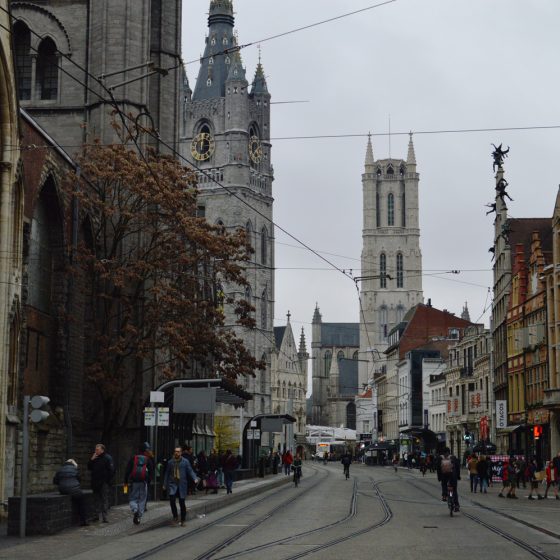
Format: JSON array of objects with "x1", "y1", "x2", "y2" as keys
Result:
[{"x1": 242, "y1": 414, "x2": 296, "y2": 471}]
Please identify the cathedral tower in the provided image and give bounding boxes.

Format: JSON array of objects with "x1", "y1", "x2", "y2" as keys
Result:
[
  {"x1": 11, "y1": 0, "x2": 183, "y2": 150},
  {"x1": 358, "y1": 135, "x2": 423, "y2": 387},
  {"x1": 182, "y1": 0, "x2": 274, "y2": 417}
]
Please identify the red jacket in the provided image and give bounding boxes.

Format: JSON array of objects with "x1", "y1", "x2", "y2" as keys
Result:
[
  {"x1": 546, "y1": 463, "x2": 558, "y2": 484},
  {"x1": 283, "y1": 452, "x2": 293, "y2": 465}
]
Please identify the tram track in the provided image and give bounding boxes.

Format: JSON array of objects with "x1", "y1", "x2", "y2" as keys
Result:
[
  {"x1": 127, "y1": 464, "x2": 328, "y2": 560},
  {"x1": 403, "y1": 473, "x2": 560, "y2": 560}
]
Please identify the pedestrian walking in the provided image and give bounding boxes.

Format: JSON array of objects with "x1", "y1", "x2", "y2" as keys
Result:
[
  {"x1": 222, "y1": 449, "x2": 238, "y2": 494},
  {"x1": 163, "y1": 447, "x2": 199, "y2": 527},
  {"x1": 87, "y1": 443, "x2": 114, "y2": 523},
  {"x1": 341, "y1": 452, "x2": 351, "y2": 479},
  {"x1": 527, "y1": 456, "x2": 544, "y2": 500},
  {"x1": 476, "y1": 455, "x2": 489, "y2": 494},
  {"x1": 544, "y1": 459, "x2": 559, "y2": 499},
  {"x1": 182, "y1": 446, "x2": 197, "y2": 495},
  {"x1": 282, "y1": 450, "x2": 293, "y2": 475},
  {"x1": 271, "y1": 451, "x2": 280, "y2": 474},
  {"x1": 124, "y1": 442, "x2": 154, "y2": 525},
  {"x1": 53, "y1": 459, "x2": 89, "y2": 526},
  {"x1": 467, "y1": 455, "x2": 479, "y2": 493}
]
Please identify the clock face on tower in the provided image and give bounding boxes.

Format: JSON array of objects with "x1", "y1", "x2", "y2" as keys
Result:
[
  {"x1": 248, "y1": 135, "x2": 263, "y2": 164},
  {"x1": 191, "y1": 132, "x2": 215, "y2": 161}
]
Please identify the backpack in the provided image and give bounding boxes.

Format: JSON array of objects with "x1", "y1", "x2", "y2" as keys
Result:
[
  {"x1": 440, "y1": 456, "x2": 453, "y2": 474},
  {"x1": 130, "y1": 454, "x2": 148, "y2": 482}
]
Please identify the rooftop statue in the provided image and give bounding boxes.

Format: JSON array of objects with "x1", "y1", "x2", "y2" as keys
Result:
[{"x1": 492, "y1": 143, "x2": 510, "y2": 171}]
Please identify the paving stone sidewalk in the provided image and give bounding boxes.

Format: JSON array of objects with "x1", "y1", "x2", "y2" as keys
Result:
[{"x1": 0, "y1": 474, "x2": 291, "y2": 559}]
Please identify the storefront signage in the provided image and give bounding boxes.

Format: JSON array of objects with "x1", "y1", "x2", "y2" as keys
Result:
[
  {"x1": 469, "y1": 391, "x2": 483, "y2": 412},
  {"x1": 496, "y1": 400, "x2": 507, "y2": 429},
  {"x1": 527, "y1": 408, "x2": 549, "y2": 425},
  {"x1": 447, "y1": 397, "x2": 460, "y2": 417}
]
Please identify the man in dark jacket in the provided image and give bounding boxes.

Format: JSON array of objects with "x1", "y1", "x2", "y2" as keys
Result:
[
  {"x1": 54, "y1": 459, "x2": 88, "y2": 526},
  {"x1": 436, "y1": 447, "x2": 461, "y2": 512},
  {"x1": 87, "y1": 443, "x2": 114, "y2": 523}
]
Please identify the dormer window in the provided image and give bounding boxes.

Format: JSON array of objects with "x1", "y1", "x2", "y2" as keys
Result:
[
  {"x1": 223, "y1": 36, "x2": 229, "y2": 45},
  {"x1": 210, "y1": 36, "x2": 216, "y2": 46},
  {"x1": 399, "y1": 164, "x2": 405, "y2": 176},
  {"x1": 376, "y1": 167, "x2": 382, "y2": 177},
  {"x1": 387, "y1": 165, "x2": 394, "y2": 175},
  {"x1": 233, "y1": 68, "x2": 238, "y2": 77},
  {"x1": 233, "y1": 86, "x2": 238, "y2": 93},
  {"x1": 207, "y1": 78, "x2": 212, "y2": 87},
  {"x1": 225, "y1": 56, "x2": 230, "y2": 64},
  {"x1": 209, "y1": 57, "x2": 214, "y2": 65}
]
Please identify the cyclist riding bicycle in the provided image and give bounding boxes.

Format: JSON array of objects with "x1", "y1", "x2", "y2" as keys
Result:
[
  {"x1": 341, "y1": 452, "x2": 352, "y2": 479},
  {"x1": 292, "y1": 453, "x2": 302, "y2": 485},
  {"x1": 436, "y1": 447, "x2": 461, "y2": 512}
]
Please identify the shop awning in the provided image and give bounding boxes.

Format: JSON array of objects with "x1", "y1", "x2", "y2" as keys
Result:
[{"x1": 497, "y1": 424, "x2": 523, "y2": 433}]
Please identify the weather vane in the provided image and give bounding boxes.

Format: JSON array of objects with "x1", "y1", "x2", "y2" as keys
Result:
[{"x1": 491, "y1": 143, "x2": 509, "y2": 172}]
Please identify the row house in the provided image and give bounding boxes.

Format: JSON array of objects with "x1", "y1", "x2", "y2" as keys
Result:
[
  {"x1": 506, "y1": 233, "x2": 551, "y2": 461},
  {"x1": 375, "y1": 301, "x2": 472, "y2": 454},
  {"x1": 544, "y1": 188, "x2": 560, "y2": 456},
  {"x1": 444, "y1": 325, "x2": 492, "y2": 459}
]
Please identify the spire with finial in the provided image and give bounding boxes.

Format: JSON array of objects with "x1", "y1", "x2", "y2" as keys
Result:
[
  {"x1": 226, "y1": 48, "x2": 247, "y2": 83},
  {"x1": 461, "y1": 301, "x2": 470, "y2": 322},
  {"x1": 251, "y1": 46, "x2": 269, "y2": 95},
  {"x1": 287, "y1": 310, "x2": 291, "y2": 323},
  {"x1": 312, "y1": 303, "x2": 322, "y2": 324},
  {"x1": 298, "y1": 327, "x2": 307, "y2": 354},
  {"x1": 407, "y1": 132, "x2": 416, "y2": 167},
  {"x1": 365, "y1": 133, "x2": 374, "y2": 172}
]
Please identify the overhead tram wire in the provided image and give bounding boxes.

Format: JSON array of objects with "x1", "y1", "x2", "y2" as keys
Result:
[
  {"x1": 0, "y1": 13, "x2": 355, "y2": 286},
  {"x1": 182, "y1": 0, "x2": 398, "y2": 67}
]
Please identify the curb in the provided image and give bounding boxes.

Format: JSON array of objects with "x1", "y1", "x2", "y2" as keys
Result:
[{"x1": 138, "y1": 475, "x2": 292, "y2": 531}]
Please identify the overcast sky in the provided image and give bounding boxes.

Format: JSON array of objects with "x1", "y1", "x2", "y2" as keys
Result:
[{"x1": 183, "y1": 0, "x2": 560, "y2": 375}]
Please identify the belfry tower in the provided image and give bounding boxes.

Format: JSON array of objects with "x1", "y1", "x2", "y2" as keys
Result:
[
  {"x1": 358, "y1": 135, "x2": 423, "y2": 386},
  {"x1": 182, "y1": 0, "x2": 274, "y2": 417}
]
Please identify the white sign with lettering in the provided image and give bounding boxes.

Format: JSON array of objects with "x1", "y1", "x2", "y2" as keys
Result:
[{"x1": 496, "y1": 400, "x2": 507, "y2": 429}]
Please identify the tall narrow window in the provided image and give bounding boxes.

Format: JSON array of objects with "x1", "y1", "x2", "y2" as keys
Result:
[
  {"x1": 380, "y1": 306, "x2": 388, "y2": 341},
  {"x1": 324, "y1": 351, "x2": 332, "y2": 376},
  {"x1": 36, "y1": 38, "x2": 58, "y2": 100},
  {"x1": 261, "y1": 289, "x2": 268, "y2": 329},
  {"x1": 376, "y1": 191, "x2": 380, "y2": 227},
  {"x1": 14, "y1": 21, "x2": 32, "y2": 100},
  {"x1": 379, "y1": 253, "x2": 387, "y2": 288},
  {"x1": 396, "y1": 253, "x2": 404, "y2": 288},
  {"x1": 401, "y1": 191, "x2": 406, "y2": 227},
  {"x1": 387, "y1": 193, "x2": 394, "y2": 226},
  {"x1": 261, "y1": 226, "x2": 268, "y2": 265}
]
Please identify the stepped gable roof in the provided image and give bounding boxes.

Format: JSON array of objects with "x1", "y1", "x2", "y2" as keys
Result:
[
  {"x1": 339, "y1": 359, "x2": 359, "y2": 397},
  {"x1": 508, "y1": 218, "x2": 552, "y2": 263},
  {"x1": 274, "y1": 326, "x2": 286, "y2": 350},
  {"x1": 321, "y1": 323, "x2": 359, "y2": 347}
]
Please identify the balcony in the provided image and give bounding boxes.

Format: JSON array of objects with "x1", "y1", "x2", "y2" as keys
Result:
[{"x1": 543, "y1": 388, "x2": 560, "y2": 410}]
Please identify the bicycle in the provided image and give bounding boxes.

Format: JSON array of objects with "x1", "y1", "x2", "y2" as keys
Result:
[{"x1": 447, "y1": 483, "x2": 456, "y2": 517}]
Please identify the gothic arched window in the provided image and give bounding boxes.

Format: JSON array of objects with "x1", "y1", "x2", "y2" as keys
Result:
[
  {"x1": 36, "y1": 38, "x2": 58, "y2": 100},
  {"x1": 324, "y1": 351, "x2": 332, "y2": 376},
  {"x1": 402, "y1": 192, "x2": 406, "y2": 227},
  {"x1": 353, "y1": 351, "x2": 359, "y2": 360},
  {"x1": 14, "y1": 21, "x2": 32, "y2": 100},
  {"x1": 337, "y1": 351, "x2": 345, "y2": 361},
  {"x1": 396, "y1": 304, "x2": 405, "y2": 324},
  {"x1": 245, "y1": 220, "x2": 253, "y2": 252},
  {"x1": 387, "y1": 193, "x2": 394, "y2": 226},
  {"x1": 376, "y1": 191, "x2": 380, "y2": 227},
  {"x1": 260, "y1": 226, "x2": 268, "y2": 265},
  {"x1": 379, "y1": 253, "x2": 387, "y2": 288},
  {"x1": 380, "y1": 306, "x2": 388, "y2": 340},
  {"x1": 396, "y1": 253, "x2": 404, "y2": 288},
  {"x1": 387, "y1": 165, "x2": 394, "y2": 176}
]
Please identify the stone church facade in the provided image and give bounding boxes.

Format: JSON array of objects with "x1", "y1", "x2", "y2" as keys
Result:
[
  {"x1": 271, "y1": 316, "x2": 308, "y2": 439},
  {"x1": 182, "y1": 0, "x2": 275, "y2": 420},
  {"x1": 358, "y1": 135, "x2": 424, "y2": 388}
]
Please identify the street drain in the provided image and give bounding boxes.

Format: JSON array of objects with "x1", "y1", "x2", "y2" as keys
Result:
[{"x1": 423, "y1": 526, "x2": 438, "y2": 529}]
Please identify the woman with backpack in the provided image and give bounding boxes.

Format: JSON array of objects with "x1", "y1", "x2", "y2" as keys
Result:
[{"x1": 124, "y1": 442, "x2": 154, "y2": 525}]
